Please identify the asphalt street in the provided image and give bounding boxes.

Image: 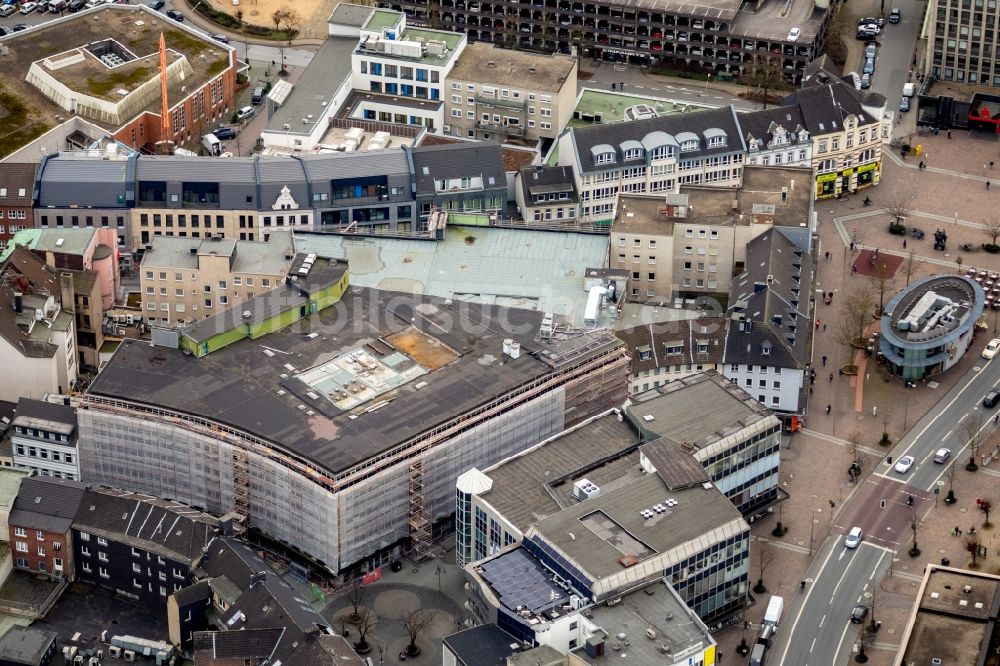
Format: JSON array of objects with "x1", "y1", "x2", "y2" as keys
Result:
[
  {"x1": 864, "y1": 0, "x2": 924, "y2": 110},
  {"x1": 773, "y1": 351, "x2": 1000, "y2": 664}
]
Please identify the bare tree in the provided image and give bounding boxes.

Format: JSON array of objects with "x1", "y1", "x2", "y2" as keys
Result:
[
  {"x1": 271, "y1": 8, "x2": 287, "y2": 35},
  {"x1": 753, "y1": 542, "x2": 776, "y2": 593},
  {"x1": 984, "y1": 216, "x2": 1000, "y2": 248},
  {"x1": 961, "y1": 413, "x2": 984, "y2": 472},
  {"x1": 277, "y1": 7, "x2": 301, "y2": 45},
  {"x1": 945, "y1": 459, "x2": 957, "y2": 503},
  {"x1": 744, "y1": 53, "x2": 783, "y2": 108},
  {"x1": 908, "y1": 507, "x2": 921, "y2": 557},
  {"x1": 867, "y1": 585, "x2": 881, "y2": 633},
  {"x1": 902, "y1": 250, "x2": 923, "y2": 287},
  {"x1": 345, "y1": 577, "x2": 370, "y2": 623},
  {"x1": 402, "y1": 609, "x2": 437, "y2": 657},
  {"x1": 886, "y1": 195, "x2": 909, "y2": 225},
  {"x1": 867, "y1": 260, "x2": 895, "y2": 316},
  {"x1": 957, "y1": 254, "x2": 964, "y2": 273},
  {"x1": 838, "y1": 287, "x2": 876, "y2": 363},
  {"x1": 848, "y1": 430, "x2": 863, "y2": 467},
  {"x1": 966, "y1": 537, "x2": 982, "y2": 568},
  {"x1": 979, "y1": 498, "x2": 993, "y2": 528},
  {"x1": 352, "y1": 609, "x2": 377, "y2": 652}
]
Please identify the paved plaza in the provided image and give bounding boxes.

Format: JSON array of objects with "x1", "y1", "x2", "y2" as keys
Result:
[{"x1": 715, "y1": 126, "x2": 1000, "y2": 665}]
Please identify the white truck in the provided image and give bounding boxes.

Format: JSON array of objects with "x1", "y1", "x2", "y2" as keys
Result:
[
  {"x1": 201, "y1": 133, "x2": 222, "y2": 156},
  {"x1": 903, "y1": 82, "x2": 915, "y2": 98},
  {"x1": 763, "y1": 595, "x2": 784, "y2": 630}
]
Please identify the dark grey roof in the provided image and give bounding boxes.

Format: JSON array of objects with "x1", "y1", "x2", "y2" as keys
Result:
[
  {"x1": 568, "y1": 105, "x2": 746, "y2": 173},
  {"x1": 265, "y1": 37, "x2": 356, "y2": 136},
  {"x1": 36, "y1": 154, "x2": 132, "y2": 208},
  {"x1": 616, "y1": 318, "x2": 728, "y2": 375},
  {"x1": 171, "y1": 579, "x2": 213, "y2": 608},
  {"x1": 443, "y1": 624, "x2": 519, "y2": 666},
  {"x1": 193, "y1": 628, "x2": 284, "y2": 662},
  {"x1": 0, "y1": 625, "x2": 56, "y2": 665},
  {"x1": 410, "y1": 143, "x2": 506, "y2": 196},
  {"x1": 738, "y1": 106, "x2": 808, "y2": 150},
  {"x1": 0, "y1": 400, "x2": 15, "y2": 435},
  {"x1": 784, "y1": 80, "x2": 880, "y2": 134},
  {"x1": 198, "y1": 537, "x2": 260, "y2": 591},
  {"x1": 13, "y1": 398, "x2": 76, "y2": 429},
  {"x1": 0, "y1": 247, "x2": 61, "y2": 359},
  {"x1": 328, "y1": 2, "x2": 373, "y2": 27},
  {"x1": 88, "y1": 287, "x2": 623, "y2": 476},
  {"x1": 0, "y1": 164, "x2": 36, "y2": 206},
  {"x1": 639, "y1": 437, "x2": 710, "y2": 490},
  {"x1": 9, "y1": 477, "x2": 86, "y2": 534},
  {"x1": 74, "y1": 487, "x2": 219, "y2": 563},
  {"x1": 518, "y1": 165, "x2": 578, "y2": 204},
  {"x1": 727, "y1": 227, "x2": 812, "y2": 367},
  {"x1": 136, "y1": 155, "x2": 257, "y2": 183}
]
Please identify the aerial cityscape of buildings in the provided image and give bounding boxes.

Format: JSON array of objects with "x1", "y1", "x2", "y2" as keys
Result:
[{"x1": 0, "y1": 0, "x2": 996, "y2": 664}]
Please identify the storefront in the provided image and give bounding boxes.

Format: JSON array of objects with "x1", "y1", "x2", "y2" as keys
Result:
[{"x1": 815, "y1": 161, "x2": 881, "y2": 199}]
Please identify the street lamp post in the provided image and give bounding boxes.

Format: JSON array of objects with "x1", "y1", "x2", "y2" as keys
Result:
[
  {"x1": 702, "y1": 73, "x2": 712, "y2": 98},
  {"x1": 377, "y1": 645, "x2": 384, "y2": 665},
  {"x1": 435, "y1": 564, "x2": 443, "y2": 594},
  {"x1": 809, "y1": 507, "x2": 821, "y2": 556},
  {"x1": 887, "y1": 527, "x2": 896, "y2": 576}
]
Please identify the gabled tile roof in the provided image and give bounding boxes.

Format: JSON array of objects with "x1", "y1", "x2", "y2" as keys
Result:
[
  {"x1": 171, "y1": 579, "x2": 212, "y2": 608},
  {"x1": 786, "y1": 79, "x2": 880, "y2": 134},
  {"x1": 193, "y1": 627, "x2": 285, "y2": 662},
  {"x1": 9, "y1": 477, "x2": 86, "y2": 534},
  {"x1": 567, "y1": 105, "x2": 746, "y2": 173},
  {"x1": 0, "y1": 247, "x2": 61, "y2": 359},
  {"x1": 616, "y1": 318, "x2": 728, "y2": 375},
  {"x1": 518, "y1": 165, "x2": 578, "y2": 204},
  {"x1": 74, "y1": 487, "x2": 219, "y2": 563},
  {"x1": 727, "y1": 227, "x2": 812, "y2": 367},
  {"x1": 738, "y1": 106, "x2": 809, "y2": 151}
]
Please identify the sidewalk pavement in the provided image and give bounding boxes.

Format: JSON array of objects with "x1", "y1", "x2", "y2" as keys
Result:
[{"x1": 717, "y1": 130, "x2": 1000, "y2": 663}]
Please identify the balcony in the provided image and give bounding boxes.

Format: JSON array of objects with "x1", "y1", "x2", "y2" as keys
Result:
[
  {"x1": 475, "y1": 94, "x2": 526, "y2": 111},
  {"x1": 476, "y1": 121, "x2": 525, "y2": 136}
]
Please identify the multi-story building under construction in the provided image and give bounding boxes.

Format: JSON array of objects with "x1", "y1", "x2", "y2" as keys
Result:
[{"x1": 77, "y1": 257, "x2": 628, "y2": 574}]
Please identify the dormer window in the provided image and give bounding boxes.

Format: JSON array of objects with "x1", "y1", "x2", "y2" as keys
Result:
[
  {"x1": 624, "y1": 148, "x2": 642, "y2": 160},
  {"x1": 620, "y1": 140, "x2": 644, "y2": 161},
  {"x1": 748, "y1": 138, "x2": 759, "y2": 151},
  {"x1": 664, "y1": 342, "x2": 684, "y2": 355},
  {"x1": 762, "y1": 344, "x2": 771, "y2": 356},
  {"x1": 704, "y1": 127, "x2": 727, "y2": 148},
  {"x1": 591, "y1": 144, "x2": 616, "y2": 165},
  {"x1": 697, "y1": 340, "x2": 709, "y2": 354},
  {"x1": 681, "y1": 140, "x2": 699, "y2": 152},
  {"x1": 637, "y1": 345, "x2": 651, "y2": 361}
]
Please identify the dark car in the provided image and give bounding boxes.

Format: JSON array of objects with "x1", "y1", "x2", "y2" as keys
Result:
[
  {"x1": 213, "y1": 127, "x2": 236, "y2": 140},
  {"x1": 850, "y1": 605, "x2": 868, "y2": 624},
  {"x1": 889, "y1": 7, "x2": 901, "y2": 22},
  {"x1": 165, "y1": 8, "x2": 183, "y2": 20},
  {"x1": 11, "y1": 23, "x2": 27, "y2": 31},
  {"x1": 67, "y1": 0, "x2": 85, "y2": 10},
  {"x1": 147, "y1": 0, "x2": 163, "y2": 9},
  {"x1": 210, "y1": 33, "x2": 230, "y2": 44},
  {"x1": 899, "y1": 97, "x2": 910, "y2": 112},
  {"x1": 985, "y1": 390, "x2": 1000, "y2": 408}
]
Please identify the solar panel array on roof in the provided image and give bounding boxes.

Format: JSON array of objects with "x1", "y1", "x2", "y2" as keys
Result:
[{"x1": 479, "y1": 549, "x2": 569, "y2": 614}]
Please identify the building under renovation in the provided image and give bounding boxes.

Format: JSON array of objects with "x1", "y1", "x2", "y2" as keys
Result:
[{"x1": 77, "y1": 256, "x2": 628, "y2": 574}]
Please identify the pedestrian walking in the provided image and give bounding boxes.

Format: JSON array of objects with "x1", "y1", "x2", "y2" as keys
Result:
[
  {"x1": 822, "y1": 355, "x2": 827, "y2": 366},
  {"x1": 619, "y1": 81, "x2": 625, "y2": 91},
  {"x1": 954, "y1": 527, "x2": 959, "y2": 536},
  {"x1": 850, "y1": 241, "x2": 855, "y2": 251},
  {"x1": 988, "y1": 181, "x2": 992, "y2": 191},
  {"x1": 823, "y1": 324, "x2": 827, "y2": 332},
  {"x1": 959, "y1": 527, "x2": 963, "y2": 535},
  {"x1": 829, "y1": 372, "x2": 834, "y2": 382},
  {"x1": 994, "y1": 413, "x2": 998, "y2": 423},
  {"x1": 611, "y1": 82, "x2": 616, "y2": 91},
  {"x1": 826, "y1": 404, "x2": 831, "y2": 415},
  {"x1": 816, "y1": 319, "x2": 821, "y2": 330},
  {"x1": 825, "y1": 250, "x2": 831, "y2": 260},
  {"x1": 809, "y1": 385, "x2": 814, "y2": 395},
  {"x1": 903, "y1": 239, "x2": 907, "y2": 249},
  {"x1": 947, "y1": 129, "x2": 952, "y2": 139}
]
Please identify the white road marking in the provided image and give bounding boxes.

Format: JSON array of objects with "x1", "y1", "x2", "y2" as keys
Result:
[
  {"x1": 810, "y1": 637, "x2": 817, "y2": 653},
  {"x1": 943, "y1": 430, "x2": 952, "y2": 440}
]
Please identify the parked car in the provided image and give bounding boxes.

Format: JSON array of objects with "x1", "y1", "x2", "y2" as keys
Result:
[
  {"x1": 850, "y1": 605, "x2": 868, "y2": 624},
  {"x1": 19, "y1": 1, "x2": 37, "y2": 11},
  {"x1": 863, "y1": 57, "x2": 875, "y2": 74},
  {"x1": 165, "y1": 8, "x2": 183, "y2": 20},
  {"x1": 889, "y1": 7, "x2": 901, "y2": 22},
  {"x1": 865, "y1": 44, "x2": 877, "y2": 59},
  {"x1": 67, "y1": 0, "x2": 85, "y2": 11},
  {"x1": 856, "y1": 27, "x2": 878, "y2": 40},
  {"x1": 147, "y1": 0, "x2": 163, "y2": 9},
  {"x1": 11, "y1": 23, "x2": 27, "y2": 30},
  {"x1": 210, "y1": 33, "x2": 230, "y2": 44},
  {"x1": 984, "y1": 389, "x2": 1000, "y2": 408},
  {"x1": 213, "y1": 126, "x2": 236, "y2": 140},
  {"x1": 894, "y1": 455, "x2": 915, "y2": 474},
  {"x1": 845, "y1": 526, "x2": 863, "y2": 549},
  {"x1": 860, "y1": 73, "x2": 872, "y2": 89},
  {"x1": 858, "y1": 16, "x2": 884, "y2": 26},
  {"x1": 984, "y1": 338, "x2": 1000, "y2": 359},
  {"x1": 236, "y1": 106, "x2": 255, "y2": 121},
  {"x1": 899, "y1": 97, "x2": 910, "y2": 112},
  {"x1": 0, "y1": 5, "x2": 14, "y2": 15},
  {"x1": 787, "y1": 27, "x2": 801, "y2": 41},
  {"x1": 933, "y1": 448, "x2": 951, "y2": 463}
]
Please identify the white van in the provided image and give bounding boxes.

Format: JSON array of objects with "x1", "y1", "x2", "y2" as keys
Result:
[
  {"x1": 903, "y1": 82, "x2": 915, "y2": 97},
  {"x1": 201, "y1": 133, "x2": 222, "y2": 156}
]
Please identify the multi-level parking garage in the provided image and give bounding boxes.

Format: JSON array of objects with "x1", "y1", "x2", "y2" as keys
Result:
[{"x1": 385, "y1": 0, "x2": 830, "y2": 84}]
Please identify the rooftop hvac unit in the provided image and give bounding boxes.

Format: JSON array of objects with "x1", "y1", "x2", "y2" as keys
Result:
[
  {"x1": 108, "y1": 646, "x2": 121, "y2": 658},
  {"x1": 502, "y1": 338, "x2": 513, "y2": 355},
  {"x1": 572, "y1": 478, "x2": 600, "y2": 500},
  {"x1": 123, "y1": 650, "x2": 136, "y2": 662}
]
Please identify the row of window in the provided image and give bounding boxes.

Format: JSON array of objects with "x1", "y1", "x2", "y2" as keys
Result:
[
  {"x1": 13, "y1": 427, "x2": 70, "y2": 443},
  {"x1": 450, "y1": 81, "x2": 551, "y2": 103},
  {"x1": 817, "y1": 130, "x2": 879, "y2": 154},
  {"x1": 13, "y1": 528, "x2": 53, "y2": 540},
  {"x1": 145, "y1": 272, "x2": 271, "y2": 288},
  {"x1": 14, "y1": 541, "x2": 57, "y2": 557},
  {"x1": 39, "y1": 215, "x2": 126, "y2": 228},
  {"x1": 14, "y1": 445, "x2": 74, "y2": 463}
]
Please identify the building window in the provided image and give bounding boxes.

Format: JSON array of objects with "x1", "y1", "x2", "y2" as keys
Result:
[
  {"x1": 82, "y1": 561, "x2": 91, "y2": 573},
  {"x1": 13, "y1": 527, "x2": 25, "y2": 538},
  {"x1": 98, "y1": 551, "x2": 108, "y2": 562},
  {"x1": 15, "y1": 542, "x2": 26, "y2": 553},
  {"x1": 99, "y1": 566, "x2": 109, "y2": 578}
]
